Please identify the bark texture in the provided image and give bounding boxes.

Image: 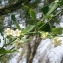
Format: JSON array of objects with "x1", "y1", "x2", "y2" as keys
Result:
[
  {"x1": 0, "y1": 0, "x2": 30, "y2": 16},
  {"x1": 26, "y1": 35, "x2": 41, "y2": 63}
]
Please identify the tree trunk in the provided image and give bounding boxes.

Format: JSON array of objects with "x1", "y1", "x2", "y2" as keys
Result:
[{"x1": 26, "y1": 35, "x2": 41, "y2": 63}]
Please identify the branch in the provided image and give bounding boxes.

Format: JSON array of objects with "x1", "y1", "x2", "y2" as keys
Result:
[{"x1": 0, "y1": 0, "x2": 30, "y2": 16}]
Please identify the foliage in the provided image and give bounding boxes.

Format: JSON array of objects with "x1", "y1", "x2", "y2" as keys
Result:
[{"x1": 0, "y1": 0, "x2": 63, "y2": 58}]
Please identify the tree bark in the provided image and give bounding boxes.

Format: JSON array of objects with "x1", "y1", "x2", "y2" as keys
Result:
[
  {"x1": 0, "y1": 0, "x2": 30, "y2": 16},
  {"x1": 26, "y1": 35, "x2": 41, "y2": 63}
]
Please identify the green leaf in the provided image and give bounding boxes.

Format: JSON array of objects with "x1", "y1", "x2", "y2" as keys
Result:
[
  {"x1": 59, "y1": 0, "x2": 63, "y2": 6},
  {"x1": 0, "y1": 25, "x2": 3, "y2": 36},
  {"x1": 41, "y1": 6, "x2": 49, "y2": 15},
  {"x1": 29, "y1": 9, "x2": 36, "y2": 20},
  {"x1": 0, "y1": 48, "x2": 11, "y2": 54},
  {"x1": 22, "y1": 4, "x2": 29, "y2": 11},
  {"x1": 38, "y1": 23, "x2": 51, "y2": 32},
  {"x1": 52, "y1": 28, "x2": 63, "y2": 34},
  {"x1": 21, "y1": 38, "x2": 30, "y2": 43},
  {"x1": 11, "y1": 14, "x2": 21, "y2": 30},
  {"x1": 47, "y1": 2, "x2": 58, "y2": 15},
  {"x1": 22, "y1": 25, "x2": 35, "y2": 34}
]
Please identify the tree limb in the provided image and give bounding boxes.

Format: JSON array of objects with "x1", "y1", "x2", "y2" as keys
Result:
[{"x1": 0, "y1": 0, "x2": 30, "y2": 16}]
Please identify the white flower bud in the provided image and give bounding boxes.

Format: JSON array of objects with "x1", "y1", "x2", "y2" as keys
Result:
[{"x1": 51, "y1": 37, "x2": 61, "y2": 47}]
